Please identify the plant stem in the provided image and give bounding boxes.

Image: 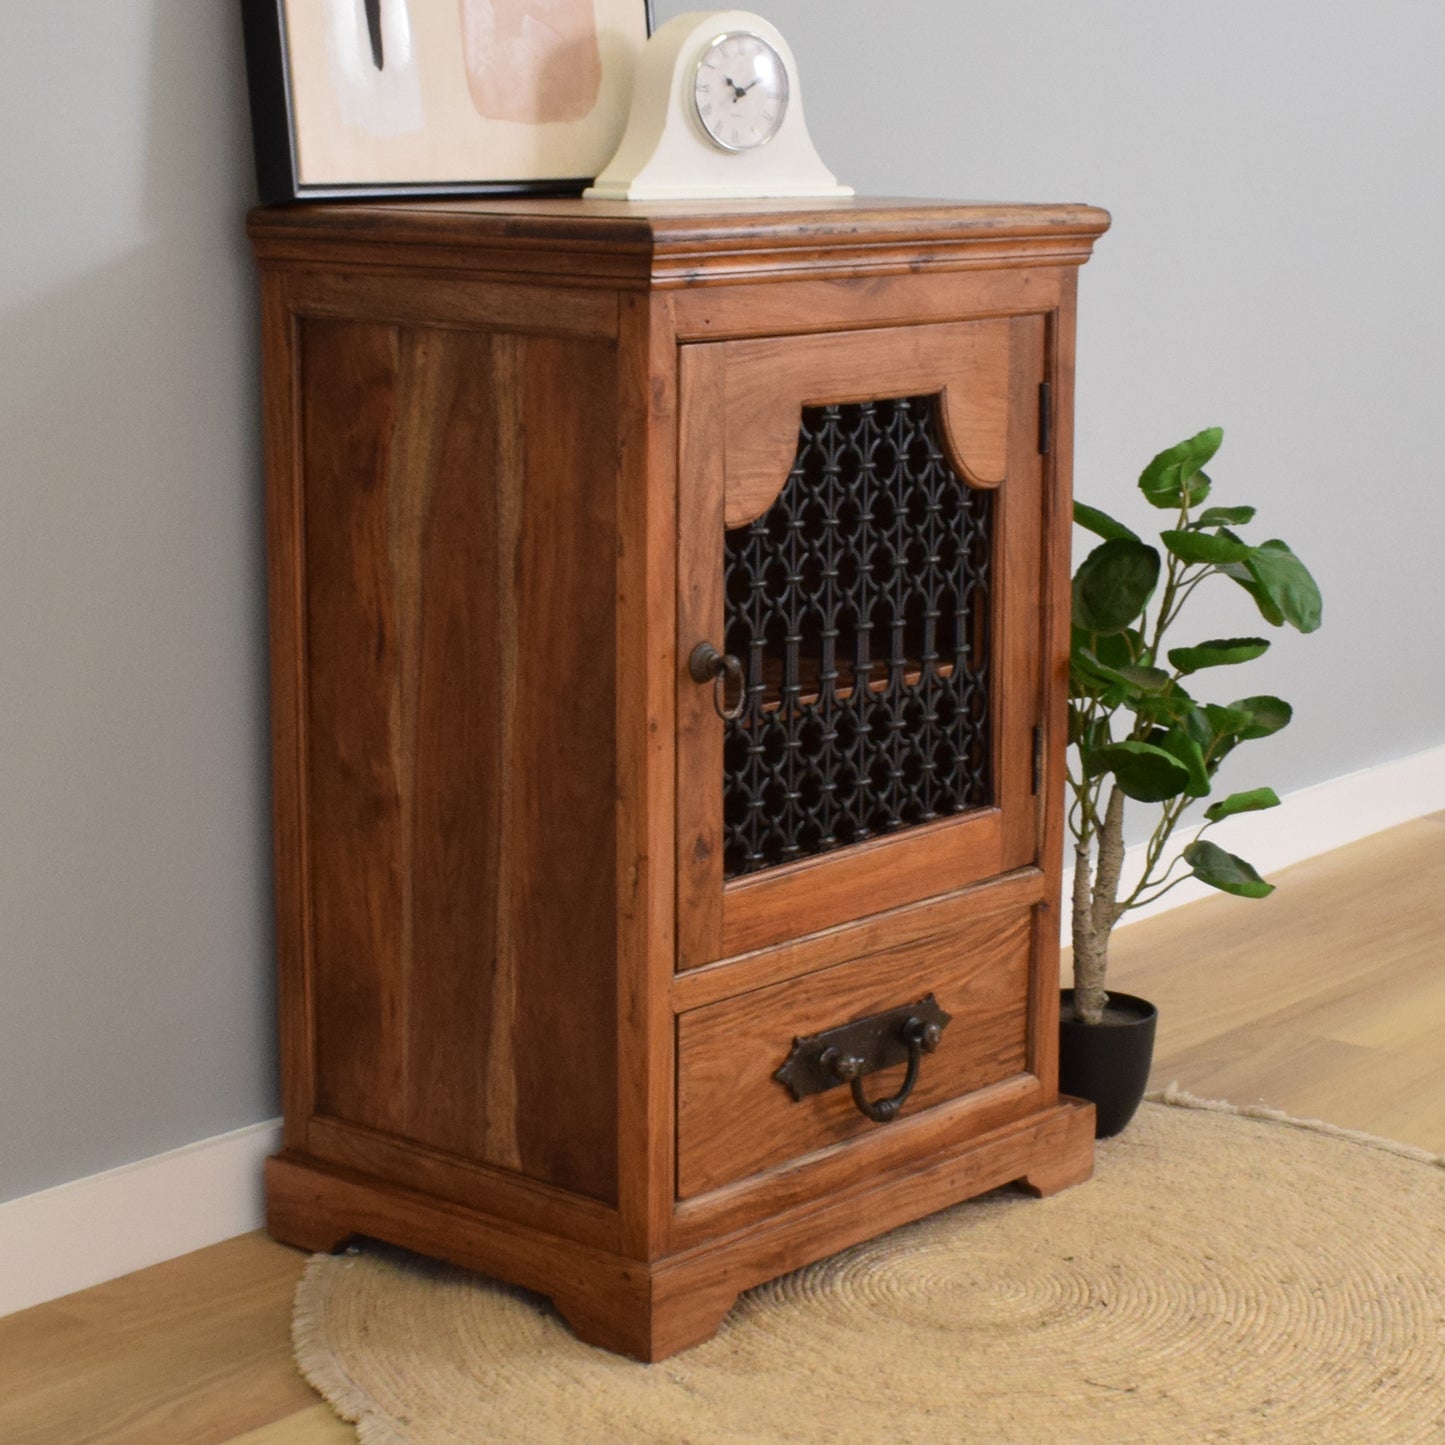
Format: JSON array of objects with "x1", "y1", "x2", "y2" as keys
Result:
[{"x1": 1073, "y1": 785, "x2": 1125, "y2": 1025}]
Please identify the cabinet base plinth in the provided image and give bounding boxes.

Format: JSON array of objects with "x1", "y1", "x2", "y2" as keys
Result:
[{"x1": 266, "y1": 1098, "x2": 1094, "y2": 1362}]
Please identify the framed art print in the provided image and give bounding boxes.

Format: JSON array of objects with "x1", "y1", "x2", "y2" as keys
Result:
[{"x1": 241, "y1": 0, "x2": 655, "y2": 201}]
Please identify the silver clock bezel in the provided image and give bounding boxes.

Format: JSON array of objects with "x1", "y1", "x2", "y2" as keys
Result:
[{"x1": 691, "y1": 30, "x2": 791, "y2": 153}]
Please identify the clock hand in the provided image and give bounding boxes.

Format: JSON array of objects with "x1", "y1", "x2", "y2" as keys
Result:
[{"x1": 723, "y1": 75, "x2": 747, "y2": 99}]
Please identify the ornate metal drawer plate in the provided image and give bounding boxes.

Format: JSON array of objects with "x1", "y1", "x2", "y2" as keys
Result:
[{"x1": 774, "y1": 994, "x2": 952, "y2": 1124}]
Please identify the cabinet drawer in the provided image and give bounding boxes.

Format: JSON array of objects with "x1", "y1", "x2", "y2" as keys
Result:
[{"x1": 676, "y1": 897, "x2": 1035, "y2": 1200}]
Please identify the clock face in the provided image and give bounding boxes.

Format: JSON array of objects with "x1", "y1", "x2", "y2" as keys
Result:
[{"x1": 692, "y1": 31, "x2": 790, "y2": 152}]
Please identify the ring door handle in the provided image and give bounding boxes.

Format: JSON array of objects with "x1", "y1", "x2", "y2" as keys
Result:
[
  {"x1": 823, "y1": 1017, "x2": 943, "y2": 1124},
  {"x1": 688, "y1": 642, "x2": 745, "y2": 721}
]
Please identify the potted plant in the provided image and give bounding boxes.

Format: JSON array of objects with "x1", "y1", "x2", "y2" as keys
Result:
[{"x1": 1064, "y1": 426, "x2": 1322, "y2": 1135}]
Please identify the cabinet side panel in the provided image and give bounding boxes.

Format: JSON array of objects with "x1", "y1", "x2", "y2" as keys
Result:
[
  {"x1": 301, "y1": 320, "x2": 410, "y2": 1139},
  {"x1": 509, "y1": 335, "x2": 620, "y2": 1201},
  {"x1": 298, "y1": 318, "x2": 618, "y2": 1204}
]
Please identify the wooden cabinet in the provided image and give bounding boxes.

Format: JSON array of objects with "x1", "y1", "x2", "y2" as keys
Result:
[{"x1": 250, "y1": 197, "x2": 1110, "y2": 1361}]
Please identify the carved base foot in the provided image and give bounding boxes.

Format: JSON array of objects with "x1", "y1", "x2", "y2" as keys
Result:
[{"x1": 1016, "y1": 1095, "x2": 1096, "y2": 1197}]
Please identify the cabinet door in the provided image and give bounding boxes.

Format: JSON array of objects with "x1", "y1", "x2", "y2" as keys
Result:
[{"x1": 677, "y1": 318, "x2": 1049, "y2": 968}]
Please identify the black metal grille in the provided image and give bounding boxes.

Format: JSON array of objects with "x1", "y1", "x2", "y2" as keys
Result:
[{"x1": 722, "y1": 394, "x2": 995, "y2": 879}]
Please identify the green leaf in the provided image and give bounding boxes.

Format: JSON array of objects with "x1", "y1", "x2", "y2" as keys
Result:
[
  {"x1": 1077, "y1": 650, "x2": 1173, "y2": 696},
  {"x1": 1192, "y1": 505, "x2": 1257, "y2": 529},
  {"x1": 1087, "y1": 741, "x2": 1193, "y2": 802},
  {"x1": 1072, "y1": 539, "x2": 1161, "y2": 634},
  {"x1": 1138, "y1": 427, "x2": 1223, "y2": 510},
  {"x1": 1091, "y1": 628, "x2": 1146, "y2": 670},
  {"x1": 1204, "y1": 787, "x2": 1281, "y2": 822},
  {"x1": 1070, "y1": 651, "x2": 1113, "y2": 693},
  {"x1": 1158, "y1": 728, "x2": 1210, "y2": 798},
  {"x1": 1217, "y1": 561, "x2": 1284, "y2": 626},
  {"x1": 1203, "y1": 702, "x2": 1255, "y2": 738},
  {"x1": 1244, "y1": 541, "x2": 1323, "y2": 634},
  {"x1": 1115, "y1": 664, "x2": 1174, "y2": 693},
  {"x1": 1074, "y1": 501, "x2": 1139, "y2": 543},
  {"x1": 1179, "y1": 702, "x2": 1253, "y2": 764},
  {"x1": 1129, "y1": 688, "x2": 1196, "y2": 725},
  {"x1": 1230, "y1": 695, "x2": 1293, "y2": 740},
  {"x1": 1184, "y1": 839, "x2": 1275, "y2": 898},
  {"x1": 1168, "y1": 637, "x2": 1270, "y2": 674},
  {"x1": 1181, "y1": 704, "x2": 1215, "y2": 748},
  {"x1": 1160, "y1": 529, "x2": 1254, "y2": 565}
]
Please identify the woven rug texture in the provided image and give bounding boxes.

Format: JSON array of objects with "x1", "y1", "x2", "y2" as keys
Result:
[{"x1": 293, "y1": 1091, "x2": 1445, "y2": 1443}]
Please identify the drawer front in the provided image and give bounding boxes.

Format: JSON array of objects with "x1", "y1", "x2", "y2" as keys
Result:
[{"x1": 676, "y1": 896, "x2": 1035, "y2": 1200}]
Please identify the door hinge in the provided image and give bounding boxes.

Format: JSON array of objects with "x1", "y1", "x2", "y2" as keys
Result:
[
  {"x1": 1031, "y1": 724, "x2": 1045, "y2": 794},
  {"x1": 1038, "y1": 381, "x2": 1052, "y2": 455}
]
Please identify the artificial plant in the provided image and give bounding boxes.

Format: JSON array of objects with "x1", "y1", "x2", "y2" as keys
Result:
[{"x1": 1068, "y1": 427, "x2": 1322, "y2": 1024}]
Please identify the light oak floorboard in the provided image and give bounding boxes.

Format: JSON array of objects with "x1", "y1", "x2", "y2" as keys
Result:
[
  {"x1": 1101, "y1": 814, "x2": 1445, "y2": 1153},
  {"x1": 0, "y1": 1233, "x2": 348, "y2": 1445},
  {"x1": 3, "y1": 817, "x2": 1442, "y2": 1442}
]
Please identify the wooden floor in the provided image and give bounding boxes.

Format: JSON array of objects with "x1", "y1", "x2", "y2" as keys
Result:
[{"x1": 3, "y1": 814, "x2": 1442, "y2": 1444}]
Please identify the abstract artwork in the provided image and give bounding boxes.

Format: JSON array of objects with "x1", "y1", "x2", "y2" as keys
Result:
[{"x1": 241, "y1": 0, "x2": 653, "y2": 201}]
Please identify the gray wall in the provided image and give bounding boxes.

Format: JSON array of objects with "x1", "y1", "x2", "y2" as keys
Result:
[
  {"x1": 3, "y1": 2, "x2": 1443, "y2": 1203},
  {"x1": 1, "y1": 4, "x2": 273, "y2": 1203}
]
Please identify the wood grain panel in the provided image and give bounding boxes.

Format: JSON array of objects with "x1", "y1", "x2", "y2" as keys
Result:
[
  {"x1": 286, "y1": 271, "x2": 617, "y2": 339},
  {"x1": 249, "y1": 197, "x2": 1111, "y2": 293},
  {"x1": 674, "y1": 343, "x2": 728, "y2": 972},
  {"x1": 673, "y1": 867, "x2": 1046, "y2": 1012},
  {"x1": 719, "y1": 320, "x2": 1012, "y2": 528},
  {"x1": 995, "y1": 313, "x2": 1047, "y2": 869},
  {"x1": 305, "y1": 1115, "x2": 619, "y2": 1251},
  {"x1": 669, "y1": 266, "x2": 1068, "y2": 341},
  {"x1": 509, "y1": 333, "x2": 620, "y2": 1199},
  {"x1": 718, "y1": 810, "x2": 1010, "y2": 961},
  {"x1": 677, "y1": 902, "x2": 1034, "y2": 1198},
  {"x1": 301, "y1": 320, "x2": 409, "y2": 1138},
  {"x1": 298, "y1": 319, "x2": 619, "y2": 1202},
  {"x1": 260, "y1": 274, "x2": 315, "y2": 1152},
  {"x1": 668, "y1": 1073, "x2": 1046, "y2": 1251},
  {"x1": 613, "y1": 290, "x2": 680, "y2": 1258}
]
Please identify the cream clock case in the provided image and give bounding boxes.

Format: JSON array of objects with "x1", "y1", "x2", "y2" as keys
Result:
[{"x1": 586, "y1": 10, "x2": 851, "y2": 200}]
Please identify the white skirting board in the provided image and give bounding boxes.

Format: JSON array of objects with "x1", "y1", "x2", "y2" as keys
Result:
[
  {"x1": 0, "y1": 1118, "x2": 281, "y2": 1318},
  {"x1": 3, "y1": 743, "x2": 1443, "y2": 1320},
  {"x1": 1061, "y1": 740, "x2": 1445, "y2": 943}
]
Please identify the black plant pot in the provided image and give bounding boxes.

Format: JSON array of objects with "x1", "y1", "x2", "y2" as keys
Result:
[{"x1": 1058, "y1": 989, "x2": 1158, "y2": 1139}]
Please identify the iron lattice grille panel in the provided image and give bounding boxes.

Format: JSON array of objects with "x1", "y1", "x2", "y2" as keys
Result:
[{"x1": 721, "y1": 394, "x2": 995, "y2": 879}]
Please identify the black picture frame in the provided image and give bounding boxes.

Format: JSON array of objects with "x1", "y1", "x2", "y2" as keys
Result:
[{"x1": 240, "y1": 0, "x2": 656, "y2": 203}]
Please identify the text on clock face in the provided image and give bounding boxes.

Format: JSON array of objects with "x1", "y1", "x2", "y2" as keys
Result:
[{"x1": 694, "y1": 31, "x2": 790, "y2": 150}]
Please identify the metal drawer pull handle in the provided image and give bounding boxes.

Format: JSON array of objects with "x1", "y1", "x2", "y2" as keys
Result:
[
  {"x1": 774, "y1": 998, "x2": 951, "y2": 1124},
  {"x1": 688, "y1": 642, "x2": 745, "y2": 721},
  {"x1": 824, "y1": 1017, "x2": 942, "y2": 1123}
]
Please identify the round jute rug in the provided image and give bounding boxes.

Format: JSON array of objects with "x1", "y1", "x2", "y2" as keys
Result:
[{"x1": 293, "y1": 1091, "x2": 1445, "y2": 1444}]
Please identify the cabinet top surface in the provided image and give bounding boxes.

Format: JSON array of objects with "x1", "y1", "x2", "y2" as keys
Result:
[{"x1": 248, "y1": 195, "x2": 1110, "y2": 253}]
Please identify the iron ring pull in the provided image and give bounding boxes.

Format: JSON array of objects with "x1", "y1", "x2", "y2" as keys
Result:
[
  {"x1": 688, "y1": 642, "x2": 745, "y2": 722},
  {"x1": 823, "y1": 1017, "x2": 943, "y2": 1124}
]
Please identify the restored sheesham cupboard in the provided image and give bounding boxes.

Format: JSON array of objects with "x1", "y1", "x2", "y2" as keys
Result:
[{"x1": 249, "y1": 196, "x2": 1111, "y2": 1360}]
